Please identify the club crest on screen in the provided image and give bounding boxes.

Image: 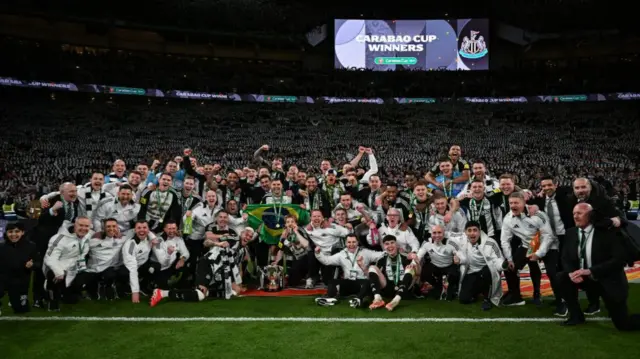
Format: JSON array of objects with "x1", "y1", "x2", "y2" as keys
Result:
[{"x1": 459, "y1": 31, "x2": 488, "y2": 59}]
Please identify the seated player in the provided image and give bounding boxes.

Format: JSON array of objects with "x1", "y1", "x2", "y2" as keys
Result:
[
  {"x1": 314, "y1": 234, "x2": 384, "y2": 308},
  {"x1": 413, "y1": 224, "x2": 461, "y2": 301},
  {"x1": 367, "y1": 235, "x2": 418, "y2": 311},
  {"x1": 85, "y1": 218, "x2": 127, "y2": 300},
  {"x1": 271, "y1": 215, "x2": 311, "y2": 288},
  {"x1": 456, "y1": 221, "x2": 507, "y2": 311},
  {"x1": 149, "y1": 227, "x2": 255, "y2": 306},
  {"x1": 119, "y1": 220, "x2": 160, "y2": 303},
  {"x1": 152, "y1": 221, "x2": 190, "y2": 289},
  {"x1": 42, "y1": 217, "x2": 94, "y2": 311}
]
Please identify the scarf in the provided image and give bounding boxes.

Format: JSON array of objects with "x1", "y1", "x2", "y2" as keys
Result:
[
  {"x1": 384, "y1": 254, "x2": 403, "y2": 285},
  {"x1": 469, "y1": 198, "x2": 487, "y2": 222},
  {"x1": 304, "y1": 189, "x2": 323, "y2": 211},
  {"x1": 85, "y1": 189, "x2": 106, "y2": 219},
  {"x1": 204, "y1": 246, "x2": 242, "y2": 299},
  {"x1": 323, "y1": 182, "x2": 342, "y2": 208},
  {"x1": 413, "y1": 200, "x2": 429, "y2": 239}
]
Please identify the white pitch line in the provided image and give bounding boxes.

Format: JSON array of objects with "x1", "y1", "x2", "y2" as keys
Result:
[{"x1": 0, "y1": 316, "x2": 611, "y2": 323}]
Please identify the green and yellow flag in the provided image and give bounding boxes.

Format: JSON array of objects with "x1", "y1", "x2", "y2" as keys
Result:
[{"x1": 245, "y1": 204, "x2": 310, "y2": 245}]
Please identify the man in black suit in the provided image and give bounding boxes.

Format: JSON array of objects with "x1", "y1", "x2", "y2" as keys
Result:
[
  {"x1": 557, "y1": 202, "x2": 640, "y2": 330},
  {"x1": 30, "y1": 182, "x2": 83, "y2": 307},
  {"x1": 531, "y1": 176, "x2": 574, "y2": 245},
  {"x1": 569, "y1": 178, "x2": 625, "y2": 229},
  {"x1": 569, "y1": 177, "x2": 630, "y2": 314},
  {"x1": 528, "y1": 176, "x2": 574, "y2": 315}
]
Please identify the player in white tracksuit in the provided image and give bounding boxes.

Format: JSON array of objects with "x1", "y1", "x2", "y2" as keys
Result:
[
  {"x1": 85, "y1": 218, "x2": 127, "y2": 300},
  {"x1": 119, "y1": 220, "x2": 161, "y2": 303},
  {"x1": 314, "y1": 234, "x2": 385, "y2": 308}
]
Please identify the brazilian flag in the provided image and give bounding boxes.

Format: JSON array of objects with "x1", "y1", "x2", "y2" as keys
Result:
[{"x1": 245, "y1": 204, "x2": 310, "y2": 244}]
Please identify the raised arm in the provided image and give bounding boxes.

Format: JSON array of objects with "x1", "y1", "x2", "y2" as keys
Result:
[{"x1": 360, "y1": 151, "x2": 379, "y2": 184}]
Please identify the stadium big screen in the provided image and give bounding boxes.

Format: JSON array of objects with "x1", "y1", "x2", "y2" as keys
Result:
[{"x1": 334, "y1": 19, "x2": 489, "y2": 71}]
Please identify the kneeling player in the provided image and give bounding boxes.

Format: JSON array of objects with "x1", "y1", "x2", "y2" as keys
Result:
[
  {"x1": 414, "y1": 224, "x2": 461, "y2": 301},
  {"x1": 314, "y1": 234, "x2": 384, "y2": 308},
  {"x1": 456, "y1": 221, "x2": 507, "y2": 311},
  {"x1": 150, "y1": 227, "x2": 254, "y2": 306},
  {"x1": 367, "y1": 235, "x2": 417, "y2": 311}
]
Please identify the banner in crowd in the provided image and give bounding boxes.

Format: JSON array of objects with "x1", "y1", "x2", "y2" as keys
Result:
[
  {"x1": 1, "y1": 76, "x2": 639, "y2": 105},
  {"x1": 245, "y1": 204, "x2": 310, "y2": 245}
]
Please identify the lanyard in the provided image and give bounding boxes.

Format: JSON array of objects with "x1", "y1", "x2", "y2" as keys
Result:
[
  {"x1": 441, "y1": 177, "x2": 454, "y2": 198},
  {"x1": 77, "y1": 238, "x2": 85, "y2": 257},
  {"x1": 417, "y1": 208, "x2": 429, "y2": 237},
  {"x1": 272, "y1": 195, "x2": 284, "y2": 222},
  {"x1": 182, "y1": 193, "x2": 192, "y2": 214},
  {"x1": 324, "y1": 185, "x2": 334, "y2": 207},
  {"x1": 391, "y1": 256, "x2": 401, "y2": 285},
  {"x1": 346, "y1": 248, "x2": 360, "y2": 268},
  {"x1": 305, "y1": 190, "x2": 321, "y2": 210},
  {"x1": 408, "y1": 190, "x2": 416, "y2": 207},
  {"x1": 416, "y1": 207, "x2": 428, "y2": 224},
  {"x1": 470, "y1": 198, "x2": 485, "y2": 221},
  {"x1": 156, "y1": 190, "x2": 170, "y2": 219}
]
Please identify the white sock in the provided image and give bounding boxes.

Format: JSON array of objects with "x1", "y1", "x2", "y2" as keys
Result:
[
  {"x1": 392, "y1": 295, "x2": 401, "y2": 303},
  {"x1": 160, "y1": 290, "x2": 169, "y2": 298},
  {"x1": 374, "y1": 294, "x2": 382, "y2": 302}
]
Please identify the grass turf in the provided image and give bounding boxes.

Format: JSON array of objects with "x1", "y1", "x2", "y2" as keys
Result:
[{"x1": 1, "y1": 285, "x2": 639, "y2": 359}]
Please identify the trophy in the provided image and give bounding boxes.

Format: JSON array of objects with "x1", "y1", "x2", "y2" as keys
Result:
[{"x1": 260, "y1": 265, "x2": 284, "y2": 292}]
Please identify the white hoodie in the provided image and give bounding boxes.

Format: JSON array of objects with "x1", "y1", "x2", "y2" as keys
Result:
[
  {"x1": 316, "y1": 247, "x2": 385, "y2": 280},
  {"x1": 87, "y1": 234, "x2": 127, "y2": 273},
  {"x1": 43, "y1": 225, "x2": 93, "y2": 287},
  {"x1": 122, "y1": 232, "x2": 158, "y2": 293},
  {"x1": 456, "y1": 232, "x2": 505, "y2": 306}
]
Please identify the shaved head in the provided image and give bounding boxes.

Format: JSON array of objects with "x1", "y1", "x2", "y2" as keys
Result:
[{"x1": 573, "y1": 202, "x2": 593, "y2": 228}]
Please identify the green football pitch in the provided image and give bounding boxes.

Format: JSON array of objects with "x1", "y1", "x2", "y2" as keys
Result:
[{"x1": 2, "y1": 285, "x2": 639, "y2": 359}]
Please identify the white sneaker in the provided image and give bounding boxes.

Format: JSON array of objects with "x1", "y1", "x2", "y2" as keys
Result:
[
  {"x1": 305, "y1": 278, "x2": 315, "y2": 289},
  {"x1": 315, "y1": 297, "x2": 337, "y2": 306}
]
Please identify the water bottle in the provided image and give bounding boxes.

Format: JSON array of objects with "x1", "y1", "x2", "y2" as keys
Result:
[{"x1": 183, "y1": 215, "x2": 193, "y2": 235}]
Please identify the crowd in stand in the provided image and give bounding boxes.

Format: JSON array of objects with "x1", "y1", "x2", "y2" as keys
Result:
[{"x1": 1, "y1": 94, "x2": 638, "y2": 211}]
